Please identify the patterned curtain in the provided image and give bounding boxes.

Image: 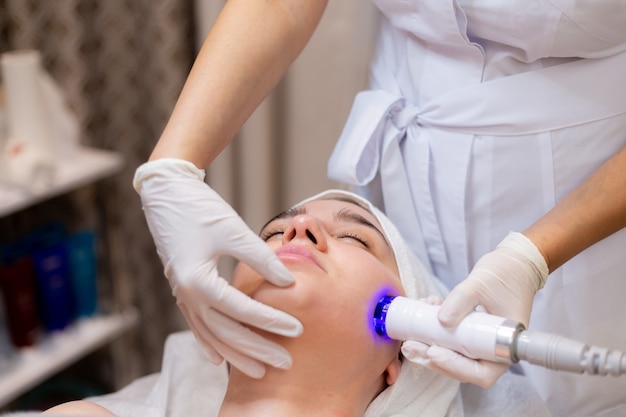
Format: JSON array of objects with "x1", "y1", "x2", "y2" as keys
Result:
[{"x1": 0, "y1": 0, "x2": 195, "y2": 386}]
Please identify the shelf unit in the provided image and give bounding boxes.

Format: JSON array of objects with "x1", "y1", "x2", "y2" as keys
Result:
[
  {"x1": 0, "y1": 147, "x2": 124, "y2": 217},
  {"x1": 0, "y1": 146, "x2": 139, "y2": 408},
  {"x1": 0, "y1": 310, "x2": 139, "y2": 406}
]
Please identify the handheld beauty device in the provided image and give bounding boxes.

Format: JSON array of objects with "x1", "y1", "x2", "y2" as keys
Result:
[{"x1": 374, "y1": 296, "x2": 626, "y2": 376}]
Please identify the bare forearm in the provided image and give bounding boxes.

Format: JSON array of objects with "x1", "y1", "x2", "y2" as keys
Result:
[
  {"x1": 524, "y1": 143, "x2": 626, "y2": 272},
  {"x1": 150, "y1": 0, "x2": 328, "y2": 168}
]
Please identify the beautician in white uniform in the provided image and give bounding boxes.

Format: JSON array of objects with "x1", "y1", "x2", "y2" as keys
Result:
[{"x1": 133, "y1": 1, "x2": 626, "y2": 416}]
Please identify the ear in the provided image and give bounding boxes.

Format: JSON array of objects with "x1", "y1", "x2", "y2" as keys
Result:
[{"x1": 384, "y1": 353, "x2": 403, "y2": 385}]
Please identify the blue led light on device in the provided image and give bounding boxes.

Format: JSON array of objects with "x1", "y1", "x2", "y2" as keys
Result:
[{"x1": 373, "y1": 295, "x2": 395, "y2": 338}]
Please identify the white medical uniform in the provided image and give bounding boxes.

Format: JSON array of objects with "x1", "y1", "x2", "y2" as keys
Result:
[{"x1": 328, "y1": 1, "x2": 626, "y2": 416}]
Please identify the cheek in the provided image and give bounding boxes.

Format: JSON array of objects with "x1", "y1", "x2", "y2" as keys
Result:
[
  {"x1": 333, "y1": 260, "x2": 404, "y2": 341},
  {"x1": 338, "y1": 257, "x2": 404, "y2": 307},
  {"x1": 231, "y1": 262, "x2": 266, "y2": 296},
  {"x1": 304, "y1": 286, "x2": 401, "y2": 371},
  {"x1": 305, "y1": 275, "x2": 401, "y2": 346}
]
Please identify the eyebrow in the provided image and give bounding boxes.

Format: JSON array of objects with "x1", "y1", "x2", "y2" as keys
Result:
[
  {"x1": 260, "y1": 203, "x2": 390, "y2": 247},
  {"x1": 334, "y1": 208, "x2": 389, "y2": 247}
]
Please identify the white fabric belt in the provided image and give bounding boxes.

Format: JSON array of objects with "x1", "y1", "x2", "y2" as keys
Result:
[{"x1": 328, "y1": 51, "x2": 626, "y2": 270}]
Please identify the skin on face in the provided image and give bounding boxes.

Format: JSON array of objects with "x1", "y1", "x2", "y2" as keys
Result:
[{"x1": 230, "y1": 197, "x2": 405, "y2": 407}]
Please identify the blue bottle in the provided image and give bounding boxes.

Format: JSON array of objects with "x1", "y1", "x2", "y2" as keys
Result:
[
  {"x1": 32, "y1": 244, "x2": 74, "y2": 332},
  {"x1": 67, "y1": 230, "x2": 98, "y2": 318}
]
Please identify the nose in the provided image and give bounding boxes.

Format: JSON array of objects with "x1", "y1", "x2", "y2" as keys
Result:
[{"x1": 282, "y1": 215, "x2": 328, "y2": 251}]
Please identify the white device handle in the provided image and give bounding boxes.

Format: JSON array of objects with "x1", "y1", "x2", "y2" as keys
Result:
[{"x1": 378, "y1": 296, "x2": 523, "y2": 363}]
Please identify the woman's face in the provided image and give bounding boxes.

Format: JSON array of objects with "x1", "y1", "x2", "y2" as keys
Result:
[{"x1": 231, "y1": 196, "x2": 404, "y2": 390}]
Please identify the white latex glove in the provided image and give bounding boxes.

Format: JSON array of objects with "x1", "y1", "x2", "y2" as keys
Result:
[
  {"x1": 402, "y1": 232, "x2": 548, "y2": 387},
  {"x1": 133, "y1": 158, "x2": 303, "y2": 378}
]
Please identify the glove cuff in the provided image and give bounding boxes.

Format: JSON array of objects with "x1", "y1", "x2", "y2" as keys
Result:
[
  {"x1": 498, "y1": 232, "x2": 549, "y2": 290},
  {"x1": 133, "y1": 158, "x2": 206, "y2": 193}
]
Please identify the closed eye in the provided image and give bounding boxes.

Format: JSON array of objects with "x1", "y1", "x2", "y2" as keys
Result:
[
  {"x1": 336, "y1": 232, "x2": 370, "y2": 248},
  {"x1": 261, "y1": 228, "x2": 284, "y2": 241}
]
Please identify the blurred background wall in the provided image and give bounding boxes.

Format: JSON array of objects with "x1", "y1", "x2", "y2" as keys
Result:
[{"x1": 0, "y1": 0, "x2": 379, "y2": 384}]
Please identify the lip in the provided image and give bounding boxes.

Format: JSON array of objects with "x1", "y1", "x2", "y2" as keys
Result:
[{"x1": 275, "y1": 244, "x2": 326, "y2": 272}]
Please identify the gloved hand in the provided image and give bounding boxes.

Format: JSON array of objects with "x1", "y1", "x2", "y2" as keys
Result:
[
  {"x1": 402, "y1": 232, "x2": 548, "y2": 387},
  {"x1": 133, "y1": 158, "x2": 303, "y2": 378}
]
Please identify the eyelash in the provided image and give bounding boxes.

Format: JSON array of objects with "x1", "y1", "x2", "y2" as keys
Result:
[
  {"x1": 336, "y1": 232, "x2": 371, "y2": 248},
  {"x1": 260, "y1": 229, "x2": 283, "y2": 241},
  {"x1": 260, "y1": 228, "x2": 371, "y2": 248}
]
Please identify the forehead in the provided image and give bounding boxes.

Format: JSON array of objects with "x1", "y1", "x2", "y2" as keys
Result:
[{"x1": 304, "y1": 198, "x2": 382, "y2": 225}]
